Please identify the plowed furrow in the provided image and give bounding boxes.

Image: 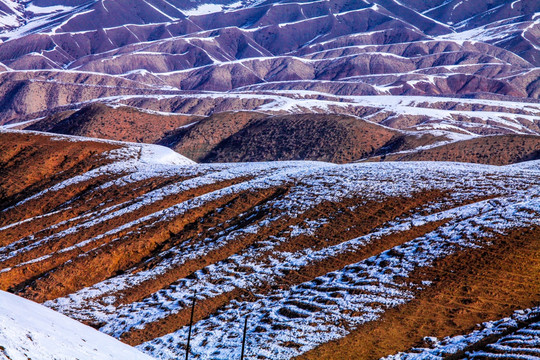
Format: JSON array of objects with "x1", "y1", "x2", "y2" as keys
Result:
[
  {"x1": 297, "y1": 226, "x2": 540, "y2": 360},
  {"x1": 0, "y1": 177, "x2": 250, "y2": 275},
  {"x1": 121, "y1": 289, "x2": 245, "y2": 346},
  {"x1": 0, "y1": 141, "x2": 117, "y2": 212},
  {"x1": 0, "y1": 175, "x2": 124, "y2": 246},
  {"x1": 112, "y1": 186, "x2": 293, "y2": 307},
  {"x1": 114, "y1": 193, "x2": 451, "y2": 345},
  {"x1": 270, "y1": 190, "x2": 446, "y2": 255},
  {"x1": 440, "y1": 315, "x2": 540, "y2": 359},
  {"x1": 0, "y1": 174, "x2": 198, "y2": 249},
  {"x1": 280, "y1": 219, "x2": 450, "y2": 289},
  {"x1": 14, "y1": 186, "x2": 275, "y2": 302}
]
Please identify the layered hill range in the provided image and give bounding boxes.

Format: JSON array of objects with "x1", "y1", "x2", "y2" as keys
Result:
[
  {"x1": 0, "y1": 0, "x2": 539, "y2": 150},
  {"x1": 1, "y1": 129, "x2": 539, "y2": 359},
  {"x1": 15, "y1": 102, "x2": 540, "y2": 164}
]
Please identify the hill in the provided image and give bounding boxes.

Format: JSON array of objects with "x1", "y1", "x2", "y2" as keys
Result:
[
  {"x1": 368, "y1": 134, "x2": 540, "y2": 166},
  {"x1": 0, "y1": 129, "x2": 538, "y2": 359},
  {"x1": 25, "y1": 103, "x2": 198, "y2": 143},
  {"x1": 196, "y1": 113, "x2": 446, "y2": 164},
  {"x1": 23, "y1": 104, "x2": 540, "y2": 165}
]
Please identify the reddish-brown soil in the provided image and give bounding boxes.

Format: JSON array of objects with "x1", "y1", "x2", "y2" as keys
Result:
[
  {"x1": 0, "y1": 131, "x2": 119, "y2": 207},
  {"x1": 26, "y1": 108, "x2": 456, "y2": 164},
  {"x1": 369, "y1": 134, "x2": 540, "y2": 165},
  {"x1": 202, "y1": 113, "x2": 402, "y2": 163},
  {"x1": 1, "y1": 130, "x2": 538, "y2": 359},
  {"x1": 159, "y1": 111, "x2": 268, "y2": 162},
  {"x1": 297, "y1": 226, "x2": 540, "y2": 360},
  {"x1": 5, "y1": 177, "x2": 254, "y2": 300},
  {"x1": 25, "y1": 103, "x2": 198, "y2": 144},
  {"x1": 119, "y1": 190, "x2": 529, "y2": 350}
]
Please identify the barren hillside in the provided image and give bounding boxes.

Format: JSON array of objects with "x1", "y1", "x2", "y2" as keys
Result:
[
  {"x1": 25, "y1": 103, "x2": 198, "y2": 143},
  {"x1": 368, "y1": 134, "x2": 540, "y2": 165}
]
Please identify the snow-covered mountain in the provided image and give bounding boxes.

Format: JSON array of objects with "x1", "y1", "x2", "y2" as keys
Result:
[
  {"x1": 0, "y1": 0, "x2": 24, "y2": 30},
  {"x1": 0, "y1": 0, "x2": 538, "y2": 137},
  {"x1": 0, "y1": 1, "x2": 539, "y2": 356},
  {"x1": 0, "y1": 0, "x2": 264, "y2": 36},
  {"x1": 0, "y1": 0, "x2": 540, "y2": 360},
  {"x1": 0, "y1": 289, "x2": 154, "y2": 360}
]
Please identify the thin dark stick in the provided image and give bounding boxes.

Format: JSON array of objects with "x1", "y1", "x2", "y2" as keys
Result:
[
  {"x1": 240, "y1": 315, "x2": 248, "y2": 360},
  {"x1": 185, "y1": 290, "x2": 197, "y2": 360}
]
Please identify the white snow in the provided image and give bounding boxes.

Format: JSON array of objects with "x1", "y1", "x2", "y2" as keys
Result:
[
  {"x1": 183, "y1": 4, "x2": 224, "y2": 17},
  {"x1": 0, "y1": 290, "x2": 154, "y2": 360},
  {"x1": 25, "y1": 4, "x2": 74, "y2": 15},
  {"x1": 0, "y1": 0, "x2": 24, "y2": 28},
  {"x1": 137, "y1": 143, "x2": 195, "y2": 165}
]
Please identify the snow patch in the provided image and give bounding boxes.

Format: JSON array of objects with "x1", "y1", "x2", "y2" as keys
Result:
[
  {"x1": 0, "y1": 290, "x2": 153, "y2": 360},
  {"x1": 138, "y1": 143, "x2": 196, "y2": 165},
  {"x1": 183, "y1": 4, "x2": 224, "y2": 16}
]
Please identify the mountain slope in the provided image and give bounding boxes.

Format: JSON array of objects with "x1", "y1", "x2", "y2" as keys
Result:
[
  {"x1": 367, "y1": 134, "x2": 540, "y2": 165},
  {"x1": 0, "y1": 290, "x2": 154, "y2": 360},
  {"x1": 0, "y1": 0, "x2": 24, "y2": 31},
  {"x1": 384, "y1": 307, "x2": 540, "y2": 359},
  {"x1": 0, "y1": 129, "x2": 538, "y2": 359},
  {"x1": 22, "y1": 106, "x2": 470, "y2": 164},
  {"x1": 19, "y1": 104, "x2": 540, "y2": 166},
  {"x1": 196, "y1": 113, "x2": 439, "y2": 164},
  {"x1": 25, "y1": 102, "x2": 198, "y2": 143},
  {"x1": 1, "y1": 1, "x2": 539, "y2": 358}
]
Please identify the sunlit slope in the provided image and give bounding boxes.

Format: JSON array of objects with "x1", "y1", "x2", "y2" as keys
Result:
[{"x1": 0, "y1": 129, "x2": 538, "y2": 359}]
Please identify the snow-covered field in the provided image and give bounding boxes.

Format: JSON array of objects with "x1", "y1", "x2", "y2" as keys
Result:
[{"x1": 0, "y1": 129, "x2": 538, "y2": 359}]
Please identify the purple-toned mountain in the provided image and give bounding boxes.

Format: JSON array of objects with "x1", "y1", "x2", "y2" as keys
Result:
[
  {"x1": 0, "y1": 0, "x2": 26, "y2": 29},
  {"x1": 0, "y1": 0, "x2": 538, "y2": 139}
]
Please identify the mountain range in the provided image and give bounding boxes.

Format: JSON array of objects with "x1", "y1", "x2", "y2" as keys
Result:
[{"x1": 0, "y1": 0, "x2": 538, "y2": 142}]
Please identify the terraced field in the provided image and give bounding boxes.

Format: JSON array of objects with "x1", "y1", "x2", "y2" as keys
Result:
[
  {"x1": 0, "y1": 129, "x2": 538, "y2": 359},
  {"x1": 470, "y1": 320, "x2": 540, "y2": 359}
]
